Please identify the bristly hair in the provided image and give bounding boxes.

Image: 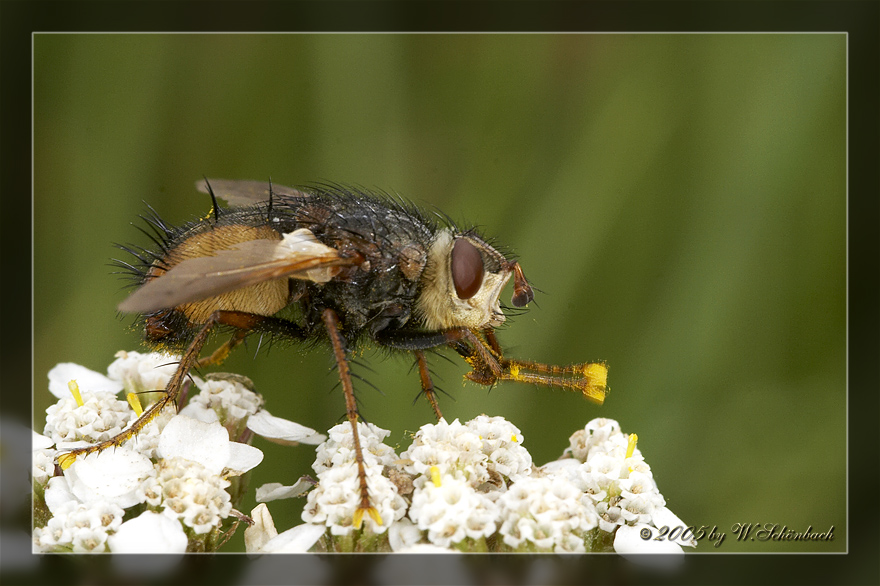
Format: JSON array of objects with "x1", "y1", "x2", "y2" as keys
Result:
[{"x1": 110, "y1": 203, "x2": 178, "y2": 288}]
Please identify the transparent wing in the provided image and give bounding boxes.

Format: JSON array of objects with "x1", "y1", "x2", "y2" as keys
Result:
[
  {"x1": 195, "y1": 178, "x2": 310, "y2": 207},
  {"x1": 119, "y1": 229, "x2": 359, "y2": 314}
]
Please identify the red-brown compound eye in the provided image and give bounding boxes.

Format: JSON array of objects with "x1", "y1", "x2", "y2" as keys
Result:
[{"x1": 451, "y1": 238, "x2": 484, "y2": 299}]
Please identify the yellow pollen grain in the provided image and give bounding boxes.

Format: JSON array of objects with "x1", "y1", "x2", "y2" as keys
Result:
[{"x1": 67, "y1": 380, "x2": 84, "y2": 407}]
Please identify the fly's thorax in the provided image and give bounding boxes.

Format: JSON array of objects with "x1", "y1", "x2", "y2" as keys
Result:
[{"x1": 416, "y1": 228, "x2": 513, "y2": 330}]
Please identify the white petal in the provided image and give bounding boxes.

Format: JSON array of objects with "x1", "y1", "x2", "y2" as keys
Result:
[
  {"x1": 614, "y1": 524, "x2": 684, "y2": 555},
  {"x1": 158, "y1": 415, "x2": 230, "y2": 474},
  {"x1": 178, "y1": 403, "x2": 220, "y2": 423},
  {"x1": 651, "y1": 506, "x2": 698, "y2": 547},
  {"x1": 33, "y1": 431, "x2": 55, "y2": 451},
  {"x1": 65, "y1": 449, "x2": 154, "y2": 508},
  {"x1": 255, "y1": 479, "x2": 312, "y2": 503},
  {"x1": 48, "y1": 363, "x2": 122, "y2": 398},
  {"x1": 247, "y1": 410, "x2": 325, "y2": 444},
  {"x1": 388, "y1": 518, "x2": 424, "y2": 552},
  {"x1": 108, "y1": 511, "x2": 188, "y2": 553},
  {"x1": 227, "y1": 442, "x2": 264, "y2": 473},
  {"x1": 44, "y1": 476, "x2": 78, "y2": 515},
  {"x1": 244, "y1": 503, "x2": 278, "y2": 553},
  {"x1": 539, "y1": 458, "x2": 581, "y2": 474},
  {"x1": 260, "y1": 523, "x2": 326, "y2": 553}
]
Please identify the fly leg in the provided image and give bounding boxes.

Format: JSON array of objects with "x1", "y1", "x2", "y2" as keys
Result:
[
  {"x1": 321, "y1": 308, "x2": 382, "y2": 530},
  {"x1": 197, "y1": 329, "x2": 248, "y2": 368},
  {"x1": 57, "y1": 310, "x2": 269, "y2": 468},
  {"x1": 372, "y1": 327, "x2": 467, "y2": 420},
  {"x1": 414, "y1": 350, "x2": 443, "y2": 420},
  {"x1": 454, "y1": 329, "x2": 608, "y2": 405}
]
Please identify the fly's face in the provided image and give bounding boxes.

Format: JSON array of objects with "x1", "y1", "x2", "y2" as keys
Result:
[{"x1": 417, "y1": 228, "x2": 534, "y2": 330}]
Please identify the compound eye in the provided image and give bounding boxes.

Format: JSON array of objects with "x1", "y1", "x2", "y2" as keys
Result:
[{"x1": 451, "y1": 238, "x2": 484, "y2": 300}]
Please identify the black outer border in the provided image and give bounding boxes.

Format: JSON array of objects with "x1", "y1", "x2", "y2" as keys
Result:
[{"x1": 2, "y1": 2, "x2": 876, "y2": 585}]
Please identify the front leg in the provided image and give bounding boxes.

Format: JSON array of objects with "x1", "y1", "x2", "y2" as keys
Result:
[
  {"x1": 372, "y1": 328, "x2": 467, "y2": 419},
  {"x1": 454, "y1": 329, "x2": 608, "y2": 405}
]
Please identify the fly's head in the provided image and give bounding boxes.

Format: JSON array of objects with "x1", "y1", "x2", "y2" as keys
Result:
[{"x1": 416, "y1": 228, "x2": 534, "y2": 331}]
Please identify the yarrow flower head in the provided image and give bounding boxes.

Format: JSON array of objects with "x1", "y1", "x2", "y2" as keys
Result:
[
  {"x1": 496, "y1": 475, "x2": 598, "y2": 552},
  {"x1": 33, "y1": 352, "x2": 321, "y2": 553},
  {"x1": 250, "y1": 415, "x2": 696, "y2": 555},
  {"x1": 301, "y1": 422, "x2": 407, "y2": 545}
]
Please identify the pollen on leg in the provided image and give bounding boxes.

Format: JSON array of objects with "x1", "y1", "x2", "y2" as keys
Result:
[
  {"x1": 353, "y1": 506, "x2": 383, "y2": 529},
  {"x1": 57, "y1": 452, "x2": 78, "y2": 470}
]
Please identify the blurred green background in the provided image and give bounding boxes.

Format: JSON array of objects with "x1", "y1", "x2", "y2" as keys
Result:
[{"x1": 33, "y1": 34, "x2": 845, "y2": 552}]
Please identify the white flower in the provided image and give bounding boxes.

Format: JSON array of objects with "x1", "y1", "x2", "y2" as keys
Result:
[
  {"x1": 408, "y1": 472, "x2": 499, "y2": 548},
  {"x1": 43, "y1": 390, "x2": 134, "y2": 446},
  {"x1": 190, "y1": 376, "x2": 263, "y2": 420},
  {"x1": 400, "y1": 418, "x2": 489, "y2": 486},
  {"x1": 496, "y1": 476, "x2": 598, "y2": 552},
  {"x1": 387, "y1": 517, "x2": 423, "y2": 552},
  {"x1": 64, "y1": 448, "x2": 155, "y2": 508},
  {"x1": 108, "y1": 510, "x2": 188, "y2": 553},
  {"x1": 246, "y1": 504, "x2": 326, "y2": 553},
  {"x1": 157, "y1": 414, "x2": 263, "y2": 474},
  {"x1": 106, "y1": 350, "x2": 180, "y2": 394},
  {"x1": 466, "y1": 415, "x2": 532, "y2": 482},
  {"x1": 302, "y1": 423, "x2": 406, "y2": 536},
  {"x1": 302, "y1": 461, "x2": 406, "y2": 536},
  {"x1": 312, "y1": 422, "x2": 397, "y2": 473},
  {"x1": 33, "y1": 498, "x2": 125, "y2": 553},
  {"x1": 32, "y1": 449, "x2": 55, "y2": 488},
  {"x1": 139, "y1": 456, "x2": 232, "y2": 535}
]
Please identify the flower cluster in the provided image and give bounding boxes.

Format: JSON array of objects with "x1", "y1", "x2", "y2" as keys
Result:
[
  {"x1": 32, "y1": 354, "x2": 695, "y2": 555},
  {"x1": 32, "y1": 352, "x2": 323, "y2": 553},
  {"x1": 247, "y1": 415, "x2": 696, "y2": 554},
  {"x1": 302, "y1": 422, "x2": 408, "y2": 543}
]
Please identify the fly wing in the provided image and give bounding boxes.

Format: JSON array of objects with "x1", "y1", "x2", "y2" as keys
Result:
[
  {"x1": 118, "y1": 229, "x2": 358, "y2": 314},
  {"x1": 195, "y1": 178, "x2": 309, "y2": 206}
]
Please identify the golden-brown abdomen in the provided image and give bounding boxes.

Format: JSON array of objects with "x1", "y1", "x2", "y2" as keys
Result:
[{"x1": 147, "y1": 224, "x2": 290, "y2": 324}]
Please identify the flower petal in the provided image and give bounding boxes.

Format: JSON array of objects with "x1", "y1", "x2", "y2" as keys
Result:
[
  {"x1": 48, "y1": 363, "x2": 122, "y2": 399},
  {"x1": 108, "y1": 511, "x2": 188, "y2": 553},
  {"x1": 65, "y1": 449, "x2": 154, "y2": 508},
  {"x1": 244, "y1": 503, "x2": 278, "y2": 553},
  {"x1": 260, "y1": 523, "x2": 326, "y2": 553},
  {"x1": 651, "y1": 506, "x2": 697, "y2": 547},
  {"x1": 255, "y1": 478, "x2": 312, "y2": 503},
  {"x1": 44, "y1": 476, "x2": 77, "y2": 515},
  {"x1": 613, "y1": 524, "x2": 684, "y2": 555},
  {"x1": 178, "y1": 403, "x2": 220, "y2": 424},
  {"x1": 158, "y1": 415, "x2": 230, "y2": 474},
  {"x1": 33, "y1": 431, "x2": 55, "y2": 451},
  {"x1": 247, "y1": 410, "x2": 325, "y2": 444},
  {"x1": 227, "y1": 441, "x2": 264, "y2": 473}
]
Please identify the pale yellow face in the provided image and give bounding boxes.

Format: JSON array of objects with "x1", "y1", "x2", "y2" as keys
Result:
[{"x1": 415, "y1": 228, "x2": 514, "y2": 330}]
